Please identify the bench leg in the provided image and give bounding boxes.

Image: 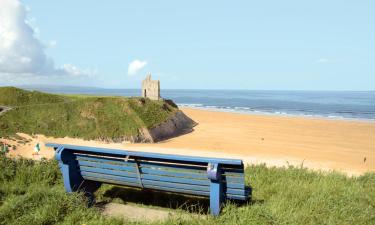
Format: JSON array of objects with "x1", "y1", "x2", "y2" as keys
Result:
[
  {"x1": 210, "y1": 179, "x2": 223, "y2": 216},
  {"x1": 59, "y1": 162, "x2": 83, "y2": 192},
  {"x1": 58, "y1": 153, "x2": 101, "y2": 205}
]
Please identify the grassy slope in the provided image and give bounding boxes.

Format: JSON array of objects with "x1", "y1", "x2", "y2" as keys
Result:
[
  {"x1": 0, "y1": 87, "x2": 176, "y2": 140},
  {"x1": 0, "y1": 154, "x2": 373, "y2": 225},
  {"x1": 0, "y1": 87, "x2": 67, "y2": 106}
]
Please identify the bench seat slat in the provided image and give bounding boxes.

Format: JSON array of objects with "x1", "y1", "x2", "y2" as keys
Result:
[
  {"x1": 140, "y1": 167, "x2": 207, "y2": 180},
  {"x1": 76, "y1": 154, "x2": 208, "y2": 173},
  {"x1": 228, "y1": 187, "x2": 251, "y2": 200},
  {"x1": 142, "y1": 174, "x2": 209, "y2": 186},
  {"x1": 143, "y1": 174, "x2": 246, "y2": 190},
  {"x1": 143, "y1": 186, "x2": 248, "y2": 200},
  {"x1": 83, "y1": 175, "x2": 246, "y2": 200},
  {"x1": 76, "y1": 155, "x2": 136, "y2": 167},
  {"x1": 78, "y1": 160, "x2": 137, "y2": 173},
  {"x1": 139, "y1": 161, "x2": 206, "y2": 173},
  {"x1": 77, "y1": 155, "x2": 208, "y2": 177},
  {"x1": 81, "y1": 171, "x2": 139, "y2": 184},
  {"x1": 80, "y1": 166, "x2": 137, "y2": 179},
  {"x1": 80, "y1": 165, "x2": 245, "y2": 189},
  {"x1": 82, "y1": 175, "x2": 144, "y2": 189},
  {"x1": 80, "y1": 166, "x2": 210, "y2": 186},
  {"x1": 226, "y1": 182, "x2": 244, "y2": 189},
  {"x1": 227, "y1": 194, "x2": 248, "y2": 201},
  {"x1": 77, "y1": 154, "x2": 204, "y2": 170},
  {"x1": 143, "y1": 185, "x2": 210, "y2": 197},
  {"x1": 79, "y1": 160, "x2": 209, "y2": 180},
  {"x1": 50, "y1": 144, "x2": 243, "y2": 165},
  {"x1": 225, "y1": 176, "x2": 245, "y2": 183},
  {"x1": 142, "y1": 180, "x2": 209, "y2": 192},
  {"x1": 223, "y1": 171, "x2": 245, "y2": 177},
  {"x1": 76, "y1": 151, "x2": 208, "y2": 166},
  {"x1": 141, "y1": 174, "x2": 245, "y2": 190},
  {"x1": 77, "y1": 154, "x2": 245, "y2": 179},
  {"x1": 221, "y1": 165, "x2": 246, "y2": 173},
  {"x1": 82, "y1": 172, "x2": 211, "y2": 194},
  {"x1": 81, "y1": 168, "x2": 209, "y2": 190},
  {"x1": 81, "y1": 171, "x2": 246, "y2": 197},
  {"x1": 226, "y1": 188, "x2": 246, "y2": 196}
]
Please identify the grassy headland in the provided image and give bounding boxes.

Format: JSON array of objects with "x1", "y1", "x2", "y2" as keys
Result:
[
  {"x1": 0, "y1": 87, "x2": 177, "y2": 141},
  {"x1": 0, "y1": 153, "x2": 373, "y2": 225}
]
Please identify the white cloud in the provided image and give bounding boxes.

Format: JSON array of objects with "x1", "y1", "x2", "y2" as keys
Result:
[
  {"x1": 127, "y1": 59, "x2": 147, "y2": 75},
  {"x1": 0, "y1": 0, "x2": 96, "y2": 82},
  {"x1": 60, "y1": 64, "x2": 97, "y2": 77}
]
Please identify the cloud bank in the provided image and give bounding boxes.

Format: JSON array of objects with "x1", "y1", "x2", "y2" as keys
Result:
[
  {"x1": 0, "y1": 0, "x2": 95, "y2": 83},
  {"x1": 127, "y1": 59, "x2": 147, "y2": 76}
]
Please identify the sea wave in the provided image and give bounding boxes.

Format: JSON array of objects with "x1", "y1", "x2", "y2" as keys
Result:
[{"x1": 178, "y1": 103, "x2": 375, "y2": 122}]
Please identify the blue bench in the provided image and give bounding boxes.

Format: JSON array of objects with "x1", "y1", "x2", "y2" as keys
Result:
[{"x1": 46, "y1": 143, "x2": 251, "y2": 216}]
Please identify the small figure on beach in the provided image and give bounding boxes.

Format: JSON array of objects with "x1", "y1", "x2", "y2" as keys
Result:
[
  {"x1": 1, "y1": 143, "x2": 8, "y2": 153},
  {"x1": 33, "y1": 143, "x2": 40, "y2": 155}
]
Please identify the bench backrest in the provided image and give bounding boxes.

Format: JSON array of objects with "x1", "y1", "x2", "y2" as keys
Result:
[{"x1": 47, "y1": 143, "x2": 249, "y2": 202}]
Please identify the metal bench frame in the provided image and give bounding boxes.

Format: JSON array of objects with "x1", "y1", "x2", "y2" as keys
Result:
[{"x1": 47, "y1": 143, "x2": 250, "y2": 216}]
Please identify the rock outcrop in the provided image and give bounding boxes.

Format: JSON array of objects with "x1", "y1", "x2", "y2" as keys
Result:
[{"x1": 138, "y1": 110, "x2": 197, "y2": 143}]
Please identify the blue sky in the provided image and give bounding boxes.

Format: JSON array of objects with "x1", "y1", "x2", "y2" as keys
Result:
[{"x1": 0, "y1": 0, "x2": 374, "y2": 90}]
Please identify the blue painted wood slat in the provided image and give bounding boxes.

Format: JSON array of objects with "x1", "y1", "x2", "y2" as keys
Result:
[
  {"x1": 47, "y1": 143, "x2": 243, "y2": 165},
  {"x1": 76, "y1": 154, "x2": 208, "y2": 173},
  {"x1": 77, "y1": 154, "x2": 245, "y2": 181},
  {"x1": 80, "y1": 164, "x2": 245, "y2": 190}
]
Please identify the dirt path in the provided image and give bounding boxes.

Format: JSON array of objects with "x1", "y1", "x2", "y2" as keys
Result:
[
  {"x1": 0, "y1": 106, "x2": 12, "y2": 116},
  {"x1": 102, "y1": 203, "x2": 200, "y2": 222}
]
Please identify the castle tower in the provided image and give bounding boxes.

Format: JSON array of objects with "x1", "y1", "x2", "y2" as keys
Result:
[{"x1": 141, "y1": 74, "x2": 160, "y2": 100}]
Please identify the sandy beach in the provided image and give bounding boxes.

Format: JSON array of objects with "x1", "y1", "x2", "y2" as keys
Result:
[{"x1": 2, "y1": 108, "x2": 375, "y2": 176}]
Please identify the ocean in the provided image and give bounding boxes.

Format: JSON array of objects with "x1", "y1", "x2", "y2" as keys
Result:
[{"x1": 23, "y1": 87, "x2": 375, "y2": 121}]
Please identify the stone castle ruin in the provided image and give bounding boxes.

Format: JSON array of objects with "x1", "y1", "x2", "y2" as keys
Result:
[
  {"x1": 142, "y1": 74, "x2": 160, "y2": 100},
  {"x1": 139, "y1": 73, "x2": 197, "y2": 142}
]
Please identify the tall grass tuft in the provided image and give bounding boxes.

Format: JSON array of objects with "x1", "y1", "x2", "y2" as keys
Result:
[
  {"x1": 0, "y1": 152, "x2": 374, "y2": 225},
  {"x1": 0, "y1": 152, "x2": 123, "y2": 225}
]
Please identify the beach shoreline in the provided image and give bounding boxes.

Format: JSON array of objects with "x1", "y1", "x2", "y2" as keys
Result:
[
  {"x1": 177, "y1": 105, "x2": 375, "y2": 124},
  {"x1": 2, "y1": 107, "x2": 375, "y2": 176}
]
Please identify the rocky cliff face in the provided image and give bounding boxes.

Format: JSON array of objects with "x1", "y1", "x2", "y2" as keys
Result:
[{"x1": 137, "y1": 110, "x2": 197, "y2": 143}]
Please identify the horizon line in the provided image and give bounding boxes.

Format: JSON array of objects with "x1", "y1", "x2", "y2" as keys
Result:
[{"x1": 2, "y1": 84, "x2": 373, "y2": 92}]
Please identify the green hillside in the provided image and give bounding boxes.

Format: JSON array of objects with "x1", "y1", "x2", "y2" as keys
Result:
[
  {"x1": 0, "y1": 87, "x2": 67, "y2": 106},
  {"x1": 0, "y1": 87, "x2": 177, "y2": 141}
]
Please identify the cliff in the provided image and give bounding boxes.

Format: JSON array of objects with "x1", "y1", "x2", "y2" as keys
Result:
[{"x1": 0, "y1": 87, "x2": 196, "y2": 143}]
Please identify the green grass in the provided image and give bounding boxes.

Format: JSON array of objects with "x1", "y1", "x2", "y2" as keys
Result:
[
  {"x1": 0, "y1": 153, "x2": 123, "y2": 225},
  {"x1": 0, "y1": 87, "x2": 67, "y2": 106},
  {"x1": 0, "y1": 87, "x2": 177, "y2": 141},
  {"x1": 0, "y1": 153, "x2": 374, "y2": 225}
]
